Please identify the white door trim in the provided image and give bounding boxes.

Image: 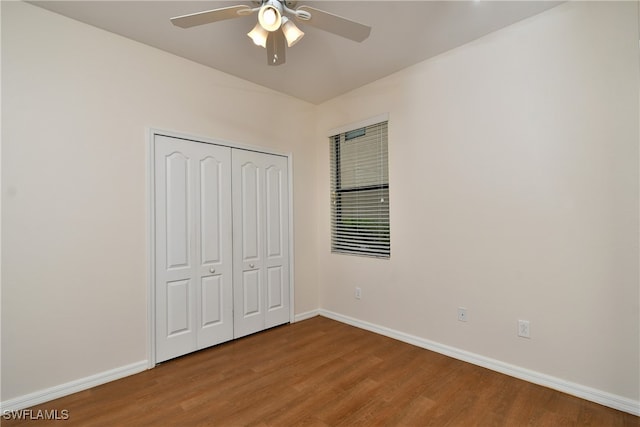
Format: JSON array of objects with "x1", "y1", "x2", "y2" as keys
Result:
[{"x1": 146, "y1": 128, "x2": 295, "y2": 367}]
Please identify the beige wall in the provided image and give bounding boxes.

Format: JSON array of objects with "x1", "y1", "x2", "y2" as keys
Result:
[
  {"x1": 1, "y1": 1, "x2": 318, "y2": 400},
  {"x1": 315, "y1": 1, "x2": 639, "y2": 401},
  {"x1": 2, "y1": 0, "x2": 639, "y2": 408}
]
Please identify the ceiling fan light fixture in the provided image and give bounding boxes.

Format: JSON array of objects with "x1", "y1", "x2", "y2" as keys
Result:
[
  {"x1": 258, "y1": 1, "x2": 282, "y2": 32},
  {"x1": 247, "y1": 22, "x2": 268, "y2": 47},
  {"x1": 169, "y1": 0, "x2": 372, "y2": 67},
  {"x1": 281, "y1": 17, "x2": 304, "y2": 47}
]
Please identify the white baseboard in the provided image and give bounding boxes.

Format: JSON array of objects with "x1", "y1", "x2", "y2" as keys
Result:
[
  {"x1": 319, "y1": 309, "x2": 640, "y2": 417},
  {"x1": 0, "y1": 360, "x2": 148, "y2": 413},
  {"x1": 294, "y1": 309, "x2": 320, "y2": 322},
  {"x1": 3, "y1": 313, "x2": 638, "y2": 417}
]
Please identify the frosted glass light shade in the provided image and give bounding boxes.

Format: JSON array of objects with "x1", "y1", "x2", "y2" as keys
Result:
[
  {"x1": 281, "y1": 17, "x2": 304, "y2": 47},
  {"x1": 248, "y1": 23, "x2": 268, "y2": 47},
  {"x1": 258, "y1": 4, "x2": 282, "y2": 32}
]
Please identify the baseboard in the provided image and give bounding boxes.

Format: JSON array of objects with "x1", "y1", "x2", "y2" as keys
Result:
[
  {"x1": 0, "y1": 360, "x2": 148, "y2": 413},
  {"x1": 0, "y1": 311, "x2": 317, "y2": 412},
  {"x1": 3, "y1": 315, "x2": 638, "y2": 417},
  {"x1": 294, "y1": 309, "x2": 320, "y2": 322},
  {"x1": 319, "y1": 309, "x2": 640, "y2": 416}
]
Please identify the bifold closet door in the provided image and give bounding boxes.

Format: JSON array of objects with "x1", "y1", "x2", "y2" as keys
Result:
[
  {"x1": 154, "y1": 136, "x2": 233, "y2": 363},
  {"x1": 232, "y1": 150, "x2": 290, "y2": 339}
]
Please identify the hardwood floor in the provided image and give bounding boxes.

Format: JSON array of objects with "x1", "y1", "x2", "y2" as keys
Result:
[{"x1": 4, "y1": 316, "x2": 638, "y2": 426}]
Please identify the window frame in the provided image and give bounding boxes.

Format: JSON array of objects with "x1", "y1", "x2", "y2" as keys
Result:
[{"x1": 328, "y1": 115, "x2": 390, "y2": 258}]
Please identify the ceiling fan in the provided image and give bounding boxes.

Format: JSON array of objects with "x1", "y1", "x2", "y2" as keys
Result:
[{"x1": 170, "y1": 1, "x2": 371, "y2": 66}]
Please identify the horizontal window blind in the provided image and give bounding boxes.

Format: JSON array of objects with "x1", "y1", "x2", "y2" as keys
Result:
[{"x1": 330, "y1": 121, "x2": 390, "y2": 258}]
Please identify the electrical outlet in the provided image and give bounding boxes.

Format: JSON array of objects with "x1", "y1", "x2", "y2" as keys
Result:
[
  {"x1": 355, "y1": 287, "x2": 362, "y2": 300},
  {"x1": 518, "y1": 320, "x2": 530, "y2": 338},
  {"x1": 457, "y1": 307, "x2": 468, "y2": 322}
]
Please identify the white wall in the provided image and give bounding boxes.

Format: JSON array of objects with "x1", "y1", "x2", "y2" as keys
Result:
[
  {"x1": 2, "y1": 0, "x2": 639, "y2": 411},
  {"x1": 315, "y1": 1, "x2": 639, "y2": 402},
  {"x1": 1, "y1": 1, "x2": 318, "y2": 401}
]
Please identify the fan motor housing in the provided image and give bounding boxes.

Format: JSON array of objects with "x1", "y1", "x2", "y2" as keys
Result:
[{"x1": 252, "y1": 0, "x2": 297, "y2": 7}]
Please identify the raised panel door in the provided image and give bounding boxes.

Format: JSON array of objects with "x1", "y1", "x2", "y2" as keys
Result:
[
  {"x1": 155, "y1": 135, "x2": 233, "y2": 362},
  {"x1": 232, "y1": 150, "x2": 289, "y2": 338}
]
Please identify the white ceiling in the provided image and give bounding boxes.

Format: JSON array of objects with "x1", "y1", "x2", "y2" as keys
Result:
[{"x1": 30, "y1": 1, "x2": 561, "y2": 104}]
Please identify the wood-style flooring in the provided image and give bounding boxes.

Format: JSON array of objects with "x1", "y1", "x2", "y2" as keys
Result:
[{"x1": 4, "y1": 316, "x2": 638, "y2": 426}]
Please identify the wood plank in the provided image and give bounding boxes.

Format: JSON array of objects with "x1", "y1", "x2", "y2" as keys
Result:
[{"x1": 3, "y1": 316, "x2": 637, "y2": 426}]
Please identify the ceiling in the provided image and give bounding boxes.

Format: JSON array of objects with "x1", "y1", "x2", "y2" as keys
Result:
[{"x1": 30, "y1": 1, "x2": 561, "y2": 104}]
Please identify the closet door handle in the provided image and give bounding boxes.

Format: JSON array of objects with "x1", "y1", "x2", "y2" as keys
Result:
[
  {"x1": 249, "y1": 264, "x2": 255, "y2": 269},
  {"x1": 209, "y1": 268, "x2": 216, "y2": 274}
]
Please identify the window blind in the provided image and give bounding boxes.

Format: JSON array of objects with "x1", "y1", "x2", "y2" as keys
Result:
[{"x1": 330, "y1": 121, "x2": 390, "y2": 258}]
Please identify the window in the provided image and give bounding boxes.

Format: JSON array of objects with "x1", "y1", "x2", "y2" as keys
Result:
[{"x1": 330, "y1": 120, "x2": 390, "y2": 258}]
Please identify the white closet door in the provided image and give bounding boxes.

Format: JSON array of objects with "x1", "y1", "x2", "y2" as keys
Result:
[
  {"x1": 155, "y1": 135, "x2": 233, "y2": 362},
  {"x1": 232, "y1": 150, "x2": 289, "y2": 338}
]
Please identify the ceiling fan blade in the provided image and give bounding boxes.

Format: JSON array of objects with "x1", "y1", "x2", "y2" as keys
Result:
[
  {"x1": 266, "y1": 29, "x2": 286, "y2": 66},
  {"x1": 296, "y1": 6, "x2": 371, "y2": 43},
  {"x1": 171, "y1": 5, "x2": 252, "y2": 28}
]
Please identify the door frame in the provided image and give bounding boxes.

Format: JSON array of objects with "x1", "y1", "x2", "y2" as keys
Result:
[{"x1": 146, "y1": 128, "x2": 295, "y2": 367}]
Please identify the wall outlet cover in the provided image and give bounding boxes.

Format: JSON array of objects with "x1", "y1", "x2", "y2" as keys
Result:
[{"x1": 518, "y1": 320, "x2": 530, "y2": 338}]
